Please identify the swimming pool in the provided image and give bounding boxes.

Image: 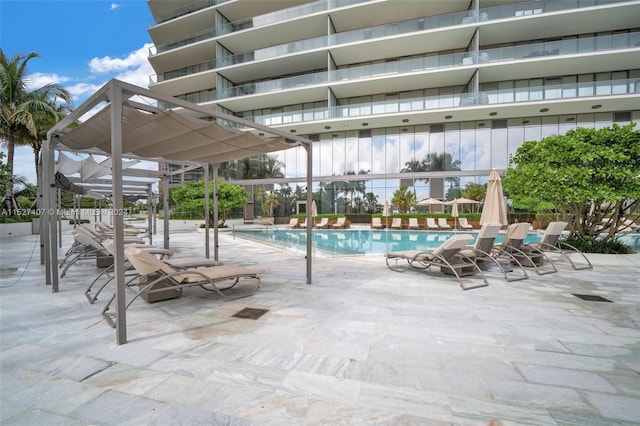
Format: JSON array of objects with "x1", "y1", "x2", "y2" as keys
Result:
[{"x1": 232, "y1": 229, "x2": 543, "y2": 256}]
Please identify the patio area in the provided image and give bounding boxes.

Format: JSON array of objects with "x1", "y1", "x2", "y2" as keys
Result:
[{"x1": 1, "y1": 223, "x2": 639, "y2": 425}]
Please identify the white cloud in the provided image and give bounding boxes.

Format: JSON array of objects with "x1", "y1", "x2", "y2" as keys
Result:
[
  {"x1": 25, "y1": 72, "x2": 70, "y2": 90},
  {"x1": 88, "y1": 43, "x2": 152, "y2": 74},
  {"x1": 110, "y1": 3, "x2": 120, "y2": 10}
]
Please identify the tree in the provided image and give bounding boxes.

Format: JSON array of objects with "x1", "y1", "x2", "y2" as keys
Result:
[
  {"x1": 170, "y1": 180, "x2": 249, "y2": 226},
  {"x1": 425, "y1": 152, "x2": 461, "y2": 190},
  {"x1": 256, "y1": 187, "x2": 279, "y2": 217},
  {"x1": 0, "y1": 49, "x2": 72, "y2": 214},
  {"x1": 391, "y1": 183, "x2": 416, "y2": 213},
  {"x1": 503, "y1": 124, "x2": 640, "y2": 242}
]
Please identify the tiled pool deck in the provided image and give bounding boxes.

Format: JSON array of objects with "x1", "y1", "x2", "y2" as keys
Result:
[{"x1": 1, "y1": 222, "x2": 639, "y2": 425}]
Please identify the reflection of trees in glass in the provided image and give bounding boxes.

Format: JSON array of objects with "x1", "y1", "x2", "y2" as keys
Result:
[
  {"x1": 318, "y1": 170, "x2": 370, "y2": 214},
  {"x1": 391, "y1": 184, "x2": 416, "y2": 213},
  {"x1": 425, "y1": 152, "x2": 461, "y2": 190},
  {"x1": 221, "y1": 154, "x2": 285, "y2": 180},
  {"x1": 401, "y1": 153, "x2": 461, "y2": 197}
]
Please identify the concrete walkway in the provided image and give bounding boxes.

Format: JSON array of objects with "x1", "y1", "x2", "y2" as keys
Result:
[{"x1": 1, "y1": 225, "x2": 639, "y2": 425}]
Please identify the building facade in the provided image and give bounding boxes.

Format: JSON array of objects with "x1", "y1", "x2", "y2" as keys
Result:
[{"x1": 146, "y1": 0, "x2": 640, "y2": 214}]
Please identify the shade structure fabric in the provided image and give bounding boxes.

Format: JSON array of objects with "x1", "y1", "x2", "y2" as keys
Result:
[
  {"x1": 480, "y1": 170, "x2": 508, "y2": 226},
  {"x1": 57, "y1": 104, "x2": 289, "y2": 164}
]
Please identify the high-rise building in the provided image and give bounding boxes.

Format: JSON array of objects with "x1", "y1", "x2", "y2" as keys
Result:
[{"x1": 146, "y1": 0, "x2": 640, "y2": 214}]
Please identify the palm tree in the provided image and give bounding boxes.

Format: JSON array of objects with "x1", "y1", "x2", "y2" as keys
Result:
[
  {"x1": 0, "y1": 49, "x2": 71, "y2": 214},
  {"x1": 424, "y1": 152, "x2": 462, "y2": 196},
  {"x1": 401, "y1": 158, "x2": 428, "y2": 198},
  {"x1": 391, "y1": 183, "x2": 416, "y2": 213}
]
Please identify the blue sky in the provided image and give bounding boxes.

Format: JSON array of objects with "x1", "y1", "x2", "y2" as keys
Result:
[{"x1": 1, "y1": 0, "x2": 155, "y2": 185}]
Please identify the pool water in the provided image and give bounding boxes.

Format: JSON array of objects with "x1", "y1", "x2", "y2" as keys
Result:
[{"x1": 233, "y1": 229, "x2": 542, "y2": 256}]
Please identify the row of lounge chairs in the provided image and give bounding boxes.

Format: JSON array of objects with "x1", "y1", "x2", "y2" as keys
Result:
[
  {"x1": 59, "y1": 223, "x2": 264, "y2": 328},
  {"x1": 372, "y1": 217, "x2": 474, "y2": 230},
  {"x1": 285, "y1": 217, "x2": 347, "y2": 229},
  {"x1": 384, "y1": 221, "x2": 592, "y2": 290}
]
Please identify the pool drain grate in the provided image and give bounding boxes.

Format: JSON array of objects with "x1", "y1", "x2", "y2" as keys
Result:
[
  {"x1": 232, "y1": 307, "x2": 269, "y2": 320},
  {"x1": 572, "y1": 294, "x2": 613, "y2": 302}
]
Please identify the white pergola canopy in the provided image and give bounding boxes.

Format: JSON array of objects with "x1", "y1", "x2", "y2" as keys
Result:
[{"x1": 41, "y1": 79, "x2": 314, "y2": 345}]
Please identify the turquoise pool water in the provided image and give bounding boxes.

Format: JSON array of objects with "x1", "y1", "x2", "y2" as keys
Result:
[{"x1": 233, "y1": 229, "x2": 543, "y2": 256}]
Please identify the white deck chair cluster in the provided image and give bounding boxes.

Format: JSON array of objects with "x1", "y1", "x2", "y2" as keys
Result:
[
  {"x1": 101, "y1": 246, "x2": 264, "y2": 327},
  {"x1": 385, "y1": 234, "x2": 489, "y2": 290}
]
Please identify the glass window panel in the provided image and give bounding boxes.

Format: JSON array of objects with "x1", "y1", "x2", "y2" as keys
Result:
[
  {"x1": 385, "y1": 128, "x2": 400, "y2": 174},
  {"x1": 491, "y1": 127, "x2": 508, "y2": 169},
  {"x1": 544, "y1": 78, "x2": 562, "y2": 99},
  {"x1": 524, "y1": 117, "x2": 542, "y2": 142},
  {"x1": 578, "y1": 74, "x2": 594, "y2": 96},
  {"x1": 345, "y1": 131, "x2": 359, "y2": 173},
  {"x1": 414, "y1": 125, "x2": 429, "y2": 165},
  {"x1": 444, "y1": 123, "x2": 460, "y2": 171},
  {"x1": 385, "y1": 94, "x2": 399, "y2": 113},
  {"x1": 475, "y1": 121, "x2": 491, "y2": 170},
  {"x1": 371, "y1": 130, "x2": 386, "y2": 174},
  {"x1": 612, "y1": 71, "x2": 628, "y2": 94},
  {"x1": 319, "y1": 135, "x2": 333, "y2": 176},
  {"x1": 530, "y1": 78, "x2": 543, "y2": 101},
  {"x1": 498, "y1": 81, "x2": 514, "y2": 103},
  {"x1": 459, "y1": 122, "x2": 476, "y2": 171},
  {"x1": 515, "y1": 80, "x2": 529, "y2": 102},
  {"x1": 359, "y1": 132, "x2": 372, "y2": 173},
  {"x1": 596, "y1": 72, "x2": 611, "y2": 95},
  {"x1": 507, "y1": 119, "x2": 525, "y2": 155},
  {"x1": 541, "y1": 116, "x2": 559, "y2": 138},
  {"x1": 558, "y1": 115, "x2": 577, "y2": 135},
  {"x1": 439, "y1": 87, "x2": 455, "y2": 108},
  {"x1": 425, "y1": 88, "x2": 439, "y2": 109},
  {"x1": 332, "y1": 133, "x2": 346, "y2": 175},
  {"x1": 562, "y1": 75, "x2": 577, "y2": 98},
  {"x1": 399, "y1": 128, "x2": 416, "y2": 173}
]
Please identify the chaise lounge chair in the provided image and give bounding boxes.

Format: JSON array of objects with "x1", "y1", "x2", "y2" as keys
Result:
[
  {"x1": 523, "y1": 221, "x2": 592, "y2": 270},
  {"x1": 85, "y1": 239, "x2": 221, "y2": 304},
  {"x1": 458, "y1": 217, "x2": 474, "y2": 230},
  {"x1": 371, "y1": 217, "x2": 383, "y2": 229},
  {"x1": 493, "y1": 222, "x2": 557, "y2": 275},
  {"x1": 285, "y1": 218, "x2": 299, "y2": 229},
  {"x1": 408, "y1": 218, "x2": 420, "y2": 230},
  {"x1": 333, "y1": 217, "x2": 347, "y2": 228},
  {"x1": 390, "y1": 218, "x2": 403, "y2": 229},
  {"x1": 437, "y1": 218, "x2": 451, "y2": 229},
  {"x1": 425, "y1": 217, "x2": 439, "y2": 230},
  {"x1": 385, "y1": 234, "x2": 489, "y2": 290},
  {"x1": 101, "y1": 246, "x2": 264, "y2": 328},
  {"x1": 315, "y1": 217, "x2": 329, "y2": 228},
  {"x1": 460, "y1": 223, "x2": 529, "y2": 282}
]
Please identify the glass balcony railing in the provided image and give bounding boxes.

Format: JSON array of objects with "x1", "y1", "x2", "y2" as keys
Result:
[
  {"x1": 158, "y1": 28, "x2": 638, "y2": 99},
  {"x1": 150, "y1": 0, "x2": 629, "y2": 63},
  {"x1": 235, "y1": 78, "x2": 639, "y2": 127}
]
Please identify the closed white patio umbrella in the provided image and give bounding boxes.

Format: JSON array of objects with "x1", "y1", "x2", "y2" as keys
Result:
[{"x1": 480, "y1": 170, "x2": 508, "y2": 226}]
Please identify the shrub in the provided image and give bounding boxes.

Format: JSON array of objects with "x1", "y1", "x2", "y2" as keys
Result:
[{"x1": 562, "y1": 236, "x2": 634, "y2": 254}]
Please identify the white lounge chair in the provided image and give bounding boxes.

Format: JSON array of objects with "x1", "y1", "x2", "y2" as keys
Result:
[
  {"x1": 285, "y1": 218, "x2": 299, "y2": 228},
  {"x1": 390, "y1": 218, "x2": 402, "y2": 229},
  {"x1": 426, "y1": 218, "x2": 439, "y2": 230},
  {"x1": 315, "y1": 217, "x2": 329, "y2": 228},
  {"x1": 408, "y1": 218, "x2": 420, "y2": 230},
  {"x1": 458, "y1": 217, "x2": 474, "y2": 230},
  {"x1": 332, "y1": 217, "x2": 347, "y2": 228},
  {"x1": 371, "y1": 217, "x2": 383, "y2": 229},
  {"x1": 385, "y1": 234, "x2": 489, "y2": 290},
  {"x1": 437, "y1": 218, "x2": 451, "y2": 229}
]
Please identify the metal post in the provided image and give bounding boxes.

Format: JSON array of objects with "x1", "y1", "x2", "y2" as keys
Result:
[
  {"x1": 204, "y1": 164, "x2": 210, "y2": 258},
  {"x1": 163, "y1": 177, "x2": 170, "y2": 250},
  {"x1": 110, "y1": 84, "x2": 127, "y2": 345}
]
